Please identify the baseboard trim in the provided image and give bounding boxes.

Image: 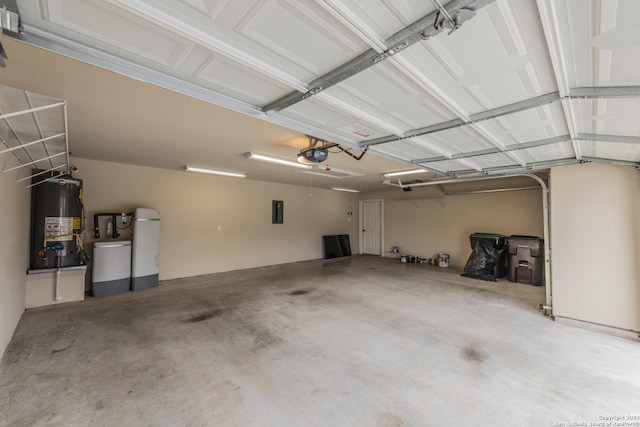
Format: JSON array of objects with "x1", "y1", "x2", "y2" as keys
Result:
[
  {"x1": 554, "y1": 316, "x2": 640, "y2": 342},
  {"x1": 0, "y1": 310, "x2": 23, "y2": 363}
]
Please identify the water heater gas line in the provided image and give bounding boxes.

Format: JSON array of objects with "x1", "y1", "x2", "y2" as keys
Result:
[{"x1": 93, "y1": 212, "x2": 134, "y2": 239}]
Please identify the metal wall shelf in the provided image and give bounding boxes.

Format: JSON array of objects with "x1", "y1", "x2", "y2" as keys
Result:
[{"x1": 0, "y1": 84, "x2": 69, "y2": 187}]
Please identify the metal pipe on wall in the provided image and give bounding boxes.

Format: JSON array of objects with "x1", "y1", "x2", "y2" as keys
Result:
[{"x1": 54, "y1": 268, "x2": 62, "y2": 301}]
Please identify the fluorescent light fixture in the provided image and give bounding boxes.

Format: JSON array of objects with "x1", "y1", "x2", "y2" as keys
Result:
[
  {"x1": 185, "y1": 165, "x2": 246, "y2": 178},
  {"x1": 331, "y1": 186, "x2": 361, "y2": 193},
  {"x1": 300, "y1": 166, "x2": 365, "y2": 179},
  {"x1": 304, "y1": 171, "x2": 343, "y2": 179},
  {"x1": 245, "y1": 152, "x2": 311, "y2": 169},
  {"x1": 383, "y1": 169, "x2": 429, "y2": 177}
]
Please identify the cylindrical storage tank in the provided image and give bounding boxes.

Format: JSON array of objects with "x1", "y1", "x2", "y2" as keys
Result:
[
  {"x1": 30, "y1": 175, "x2": 84, "y2": 270},
  {"x1": 131, "y1": 208, "x2": 160, "y2": 291}
]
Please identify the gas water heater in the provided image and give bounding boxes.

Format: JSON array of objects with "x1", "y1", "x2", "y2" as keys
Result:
[{"x1": 30, "y1": 175, "x2": 85, "y2": 270}]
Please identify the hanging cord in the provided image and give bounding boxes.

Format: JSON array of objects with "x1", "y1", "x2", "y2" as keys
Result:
[
  {"x1": 307, "y1": 135, "x2": 367, "y2": 161},
  {"x1": 329, "y1": 145, "x2": 368, "y2": 160}
]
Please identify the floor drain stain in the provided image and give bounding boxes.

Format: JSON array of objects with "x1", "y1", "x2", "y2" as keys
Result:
[
  {"x1": 186, "y1": 309, "x2": 223, "y2": 323},
  {"x1": 462, "y1": 346, "x2": 487, "y2": 363}
]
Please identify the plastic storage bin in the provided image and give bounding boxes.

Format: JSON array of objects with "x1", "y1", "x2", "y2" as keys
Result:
[
  {"x1": 469, "y1": 232, "x2": 507, "y2": 278},
  {"x1": 506, "y1": 235, "x2": 544, "y2": 286},
  {"x1": 92, "y1": 241, "x2": 131, "y2": 296}
]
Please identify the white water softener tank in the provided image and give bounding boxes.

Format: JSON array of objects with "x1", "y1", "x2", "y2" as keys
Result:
[
  {"x1": 92, "y1": 241, "x2": 131, "y2": 297},
  {"x1": 131, "y1": 208, "x2": 160, "y2": 291}
]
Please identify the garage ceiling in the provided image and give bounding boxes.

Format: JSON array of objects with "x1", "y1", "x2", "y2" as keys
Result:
[{"x1": 2, "y1": 0, "x2": 640, "y2": 190}]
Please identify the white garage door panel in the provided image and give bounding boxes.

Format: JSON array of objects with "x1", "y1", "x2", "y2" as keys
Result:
[
  {"x1": 320, "y1": 88, "x2": 426, "y2": 136},
  {"x1": 574, "y1": 99, "x2": 640, "y2": 136},
  {"x1": 426, "y1": 158, "x2": 483, "y2": 173},
  {"x1": 371, "y1": 138, "x2": 448, "y2": 162},
  {"x1": 335, "y1": 62, "x2": 424, "y2": 109},
  {"x1": 467, "y1": 152, "x2": 517, "y2": 169},
  {"x1": 398, "y1": 43, "x2": 484, "y2": 115},
  {"x1": 551, "y1": 1, "x2": 589, "y2": 87},
  {"x1": 521, "y1": 141, "x2": 575, "y2": 163},
  {"x1": 324, "y1": 0, "x2": 439, "y2": 40},
  {"x1": 428, "y1": 126, "x2": 496, "y2": 154},
  {"x1": 386, "y1": 99, "x2": 457, "y2": 131},
  {"x1": 598, "y1": 44, "x2": 640, "y2": 87},
  {"x1": 175, "y1": 0, "x2": 216, "y2": 16},
  {"x1": 237, "y1": 0, "x2": 369, "y2": 76},
  {"x1": 280, "y1": 98, "x2": 391, "y2": 141},
  {"x1": 461, "y1": 61, "x2": 544, "y2": 110},
  {"x1": 433, "y1": 0, "x2": 555, "y2": 108},
  {"x1": 478, "y1": 103, "x2": 569, "y2": 145},
  {"x1": 195, "y1": 55, "x2": 292, "y2": 104},
  {"x1": 328, "y1": 62, "x2": 457, "y2": 131},
  {"x1": 581, "y1": 141, "x2": 640, "y2": 161},
  {"x1": 41, "y1": 0, "x2": 193, "y2": 69},
  {"x1": 26, "y1": 0, "x2": 370, "y2": 95},
  {"x1": 562, "y1": 0, "x2": 640, "y2": 87}
]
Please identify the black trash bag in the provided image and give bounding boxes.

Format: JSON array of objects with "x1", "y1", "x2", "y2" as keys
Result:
[{"x1": 461, "y1": 240, "x2": 506, "y2": 282}]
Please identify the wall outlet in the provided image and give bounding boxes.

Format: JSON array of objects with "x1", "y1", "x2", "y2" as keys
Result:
[{"x1": 217, "y1": 225, "x2": 222, "y2": 231}]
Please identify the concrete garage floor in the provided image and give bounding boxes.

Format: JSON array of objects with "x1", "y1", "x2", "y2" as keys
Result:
[{"x1": 1, "y1": 255, "x2": 639, "y2": 426}]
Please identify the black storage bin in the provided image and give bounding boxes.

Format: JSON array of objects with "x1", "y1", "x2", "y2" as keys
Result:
[
  {"x1": 506, "y1": 235, "x2": 544, "y2": 286},
  {"x1": 469, "y1": 233, "x2": 507, "y2": 278}
]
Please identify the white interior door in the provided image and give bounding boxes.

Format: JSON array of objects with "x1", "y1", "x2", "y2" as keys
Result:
[{"x1": 362, "y1": 200, "x2": 382, "y2": 255}]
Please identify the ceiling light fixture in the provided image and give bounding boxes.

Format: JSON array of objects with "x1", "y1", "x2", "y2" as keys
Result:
[
  {"x1": 305, "y1": 171, "x2": 343, "y2": 179},
  {"x1": 331, "y1": 186, "x2": 361, "y2": 193},
  {"x1": 185, "y1": 165, "x2": 246, "y2": 178},
  {"x1": 246, "y1": 152, "x2": 311, "y2": 169},
  {"x1": 383, "y1": 169, "x2": 429, "y2": 177},
  {"x1": 301, "y1": 166, "x2": 365, "y2": 179}
]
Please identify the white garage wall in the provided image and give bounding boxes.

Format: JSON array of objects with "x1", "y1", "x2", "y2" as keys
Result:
[
  {"x1": 73, "y1": 157, "x2": 360, "y2": 281},
  {"x1": 551, "y1": 162, "x2": 640, "y2": 331},
  {"x1": 0, "y1": 153, "x2": 29, "y2": 360},
  {"x1": 361, "y1": 184, "x2": 544, "y2": 267}
]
